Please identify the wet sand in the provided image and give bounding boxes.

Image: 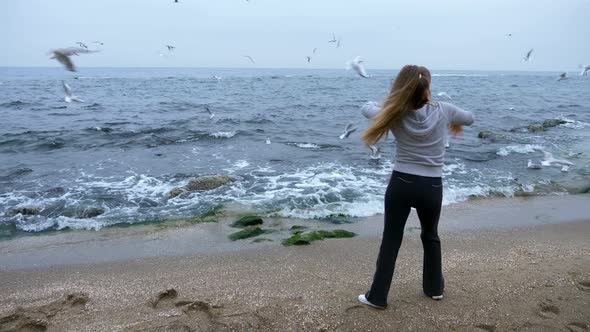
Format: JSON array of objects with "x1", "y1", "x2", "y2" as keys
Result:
[{"x1": 1, "y1": 195, "x2": 589, "y2": 331}]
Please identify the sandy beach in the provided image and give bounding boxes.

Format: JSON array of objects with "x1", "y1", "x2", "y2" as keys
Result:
[{"x1": 1, "y1": 195, "x2": 589, "y2": 331}]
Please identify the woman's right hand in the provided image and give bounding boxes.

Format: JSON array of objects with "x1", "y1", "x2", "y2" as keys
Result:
[{"x1": 449, "y1": 123, "x2": 463, "y2": 136}]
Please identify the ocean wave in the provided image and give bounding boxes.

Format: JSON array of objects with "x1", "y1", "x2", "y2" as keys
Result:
[
  {"x1": 432, "y1": 74, "x2": 489, "y2": 77},
  {"x1": 289, "y1": 142, "x2": 321, "y2": 149},
  {"x1": 496, "y1": 144, "x2": 544, "y2": 156},
  {"x1": 209, "y1": 131, "x2": 237, "y2": 139},
  {"x1": 558, "y1": 118, "x2": 589, "y2": 129}
]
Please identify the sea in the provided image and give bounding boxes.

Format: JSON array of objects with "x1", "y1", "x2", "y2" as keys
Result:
[{"x1": 1, "y1": 67, "x2": 589, "y2": 238}]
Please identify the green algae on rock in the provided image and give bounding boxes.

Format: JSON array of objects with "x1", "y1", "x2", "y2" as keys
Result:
[
  {"x1": 228, "y1": 226, "x2": 266, "y2": 241},
  {"x1": 282, "y1": 229, "x2": 355, "y2": 246},
  {"x1": 231, "y1": 215, "x2": 263, "y2": 228}
]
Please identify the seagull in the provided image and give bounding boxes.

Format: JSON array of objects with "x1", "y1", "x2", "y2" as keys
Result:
[
  {"x1": 49, "y1": 47, "x2": 100, "y2": 72},
  {"x1": 205, "y1": 106, "x2": 215, "y2": 119},
  {"x1": 507, "y1": 33, "x2": 512, "y2": 37},
  {"x1": 312, "y1": 48, "x2": 318, "y2": 54},
  {"x1": 92, "y1": 41, "x2": 104, "y2": 46},
  {"x1": 437, "y1": 92, "x2": 452, "y2": 100},
  {"x1": 561, "y1": 165, "x2": 570, "y2": 172},
  {"x1": 306, "y1": 56, "x2": 311, "y2": 63},
  {"x1": 266, "y1": 137, "x2": 271, "y2": 145},
  {"x1": 243, "y1": 55, "x2": 255, "y2": 64},
  {"x1": 369, "y1": 145, "x2": 381, "y2": 160},
  {"x1": 328, "y1": 33, "x2": 337, "y2": 43},
  {"x1": 557, "y1": 72, "x2": 568, "y2": 81},
  {"x1": 523, "y1": 48, "x2": 533, "y2": 62},
  {"x1": 527, "y1": 159, "x2": 542, "y2": 170},
  {"x1": 347, "y1": 56, "x2": 369, "y2": 78},
  {"x1": 336, "y1": 38, "x2": 342, "y2": 48},
  {"x1": 580, "y1": 65, "x2": 590, "y2": 76},
  {"x1": 212, "y1": 75, "x2": 222, "y2": 81},
  {"x1": 444, "y1": 139, "x2": 450, "y2": 149},
  {"x1": 339, "y1": 123, "x2": 357, "y2": 139},
  {"x1": 62, "y1": 81, "x2": 84, "y2": 103},
  {"x1": 165, "y1": 45, "x2": 175, "y2": 52},
  {"x1": 541, "y1": 151, "x2": 574, "y2": 167},
  {"x1": 76, "y1": 42, "x2": 88, "y2": 49}
]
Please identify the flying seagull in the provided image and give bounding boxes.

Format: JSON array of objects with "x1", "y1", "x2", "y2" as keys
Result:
[
  {"x1": 62, "y1": 81, "x2": 84, "y2": 103},
  {"x1": 580, "y1": 64, "x2": 590, "y2": 76},
  {"x1": 347, "y1": 56, "x2": 369, "y2": 78},
  {"x1": 527, "y1": 159, "x2": 542, "y2": 170},
  {"x1": 557, "y1": 72, "x2": 568, "y2": 81},
  {"x1": 336, "y1": 37, "x2": 341, "y2": 48},
  {"x1": 76, "y1": 42, "x2": 88, "y2": 49},
  {"x1": 243, "y1": 55, "x2": 255, "y2": 64},
  {"x1": 437, "y1": 92, "x2": 452, "y2": 100},
  {"x1": 541, "y1": 151, "x2": 574, "y2": 167},
  {"x1": 165, "y1": 45, "x2": 175, "y2": 51},
  {"x1": 339, "y1": 123, "x2": 357, "y2": 139},
  {"x1": 205, "y1": 106, "x2": 215, "y2": 119},
  {"x1": 328, "y1": 33, "x2": 337, "y2": 43},
  {"x1": 369, "y1": 145, "x2": 381, "y2": 160},
  {"x1": 312, "y1": 48, "x2": 318, "y2": 54},
  {"x1": 523, "y1": 48, "x2": 533, "y2": 62},
  {"x1": 306, "y1": 56, "x2": 311, "y2": 63},
  {"x1": 49, "y1": 47, "x2": 100, "y2": 72}
]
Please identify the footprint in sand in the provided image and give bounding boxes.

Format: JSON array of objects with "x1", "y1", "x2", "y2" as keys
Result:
[
  {"x1": 0, "y1": 293, "x2": 89, "y2": 332},
  {"x1": 577, "y1": 281, "x2": 590, "y2": 291},
  {"x1": 566, "y1": 322, "x2": 589, "y2": 332},
  {"x1": 148, "y1": 288, "x2": 178, "y2": 308},
  {"x1": 537, "y1": 302, "x2": 560, "y2": 319},
  {"x1": 475, "y1": 323, "x2": 496, "y2": 332}
]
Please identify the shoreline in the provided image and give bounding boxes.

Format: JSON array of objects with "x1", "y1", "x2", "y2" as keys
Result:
[
  {"x1": 0, "y1": 199, "x2": 588, "y2": 330},
  {"x1": 1, "y1": 194, "x2": 589, "y2": 271}
]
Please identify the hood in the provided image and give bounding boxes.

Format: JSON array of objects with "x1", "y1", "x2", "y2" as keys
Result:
[{"x1": 400, "y1": 102, "x2": 441, "y2": 138}]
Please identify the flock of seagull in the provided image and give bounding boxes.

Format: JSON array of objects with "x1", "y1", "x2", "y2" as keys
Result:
[{"x1": 44, "y1": 5, "x2": 587, "y2": 166}]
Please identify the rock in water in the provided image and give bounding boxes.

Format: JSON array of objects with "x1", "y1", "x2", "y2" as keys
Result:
[
  {"x1": 8, "y1": 206, "x2": 41, "y2": 216},
  {"x1": 185, "y1": 175, "x2": 235, "y2": 191},
  {"x1": 168, "y1": 187, "x2": 185, "y2": 198},
  {"x1": 231, "y1": 215, "x2": 263, "y2": 228},
  {"x1": 527, "y1": 124, "x2": 545, "y2": 133},
  {"x1": 228, "y1": 226, "x2": 265, "y2": 241},
  {"x1": 478, "y1": 130, "x2": 493, "y2": 139},
  {"x1": 542, "y1": 119, "x2": 567, "y2": 129}
]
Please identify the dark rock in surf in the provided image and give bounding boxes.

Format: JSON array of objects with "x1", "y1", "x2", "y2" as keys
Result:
[
  {"x1": 542, "y1": 119, "x2": 567, "y2": 128},
  {"x1": 168, "y1": 187, "x2": 185, "y2": 198},
  {"x1": 231, "y1": 215, "x2": 263, "y2": 228},
  {"x1": 186, "y1": 175, "x2": 235, "y2": 191},
  {"x1": 228, "y1": 226, "x2": 266, "y2": 241},
  {"x1": 527, "y1": 124, "x2": 545, "y2": 133},
  {"x1": 8, "y1": 206, "x2": 41, "y2": 216},
  {"x1": 61, "y1": 207, "x2": 105, "y2": 219},
  {"x1": 478, "y1": 130, "x2": 494, "y2": 139}
]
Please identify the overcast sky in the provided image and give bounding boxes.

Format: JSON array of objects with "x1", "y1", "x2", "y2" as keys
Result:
[{"x1": 2, "y1": 0, "x2": 589, "y2": 71}]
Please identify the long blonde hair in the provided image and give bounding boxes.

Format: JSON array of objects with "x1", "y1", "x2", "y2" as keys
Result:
[{"x1": 362, "y1": 65, "x2": 431, "y2": 145}]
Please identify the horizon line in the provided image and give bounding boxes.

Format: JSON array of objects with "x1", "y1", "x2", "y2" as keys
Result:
[{"x1": 0, "y1": 65, "x2": 570, "y2": 73}]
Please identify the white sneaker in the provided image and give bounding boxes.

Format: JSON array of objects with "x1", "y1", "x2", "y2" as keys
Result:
[
  {"x1": 431, "y1": 295, "x2": 444, "y2": 300},
  {"x1": 357, "y1": 294, "x2": 386, "y2": 309}
]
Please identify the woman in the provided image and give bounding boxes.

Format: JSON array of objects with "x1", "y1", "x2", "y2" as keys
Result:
[{"x1": 358, "y1": 65, "x2": 474, "y2": 309}]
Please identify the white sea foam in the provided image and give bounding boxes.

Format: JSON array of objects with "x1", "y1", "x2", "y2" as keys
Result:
[
  {"x1": 497, "y1": 144, "x2": 544, "y2": 156},
  {"x1": 558, "y1": 118, "x2": 589, "y2": 129},
  {"x1": 209, "y1": 131, "x2": 237, "y2": 139},
  {"x1": 293, "y1": 143, "x2": 320, "y2": 149}
]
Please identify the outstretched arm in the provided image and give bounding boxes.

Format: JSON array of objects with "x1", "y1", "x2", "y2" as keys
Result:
[{"x1": 441, "y1": 102, "x2": 474, "y2": 136}]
